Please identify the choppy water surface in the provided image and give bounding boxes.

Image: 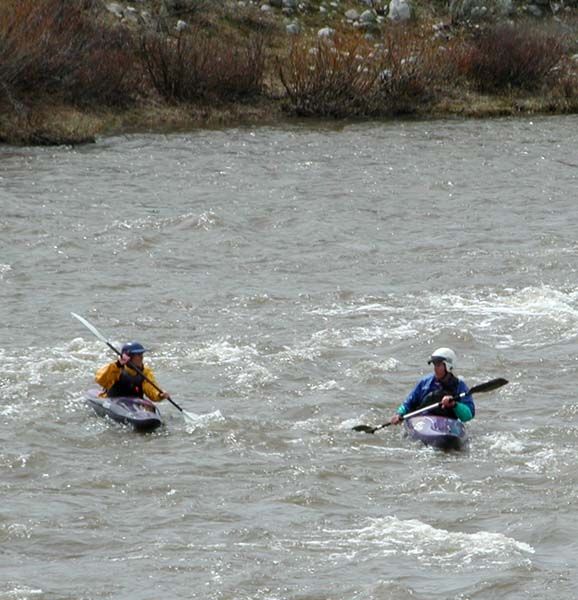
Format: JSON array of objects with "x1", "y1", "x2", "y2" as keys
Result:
[{"x1": 1, "y1": 116, "x2": 578, "y2": 600}]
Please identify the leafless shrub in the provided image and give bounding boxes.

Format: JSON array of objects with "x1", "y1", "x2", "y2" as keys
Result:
[
  {"x1": 278, "y1": 27, "x2": 446, "y2": 117},
  {"x1": 139, "y1": 28, "x2": 266, "y2": 103},
  {"x1": 278, "y1": 34, "x2": 383, "y2": 117},
  {"x1": 0, "y1": 0, "x2": 139, "y2": 110},
  {"x1": 454, "y1": 23, "x2": 568, "y2": 91}
]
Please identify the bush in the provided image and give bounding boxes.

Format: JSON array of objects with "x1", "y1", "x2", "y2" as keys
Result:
[
  {"x1": 278, "y1": 28, "x2": 445, "y2": 118},
  {"x1": 0, "y1": 0, "x2": 140, "y2": 110},
  {"x1": 278, "y1": 34, "x2": 384, "y2": 117},
  {"x1": 139, "y1": 28, "x2": 266, "y2": 103},
  {"x1": 377, "y1": 26, "x2": 445, "y2": 113},
  {"x1": 454, "y1": 23, "x2": 568, "y2": 92}
]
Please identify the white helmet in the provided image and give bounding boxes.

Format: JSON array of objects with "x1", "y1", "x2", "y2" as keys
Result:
[{"x1": 428, "y1": 347, "x2": 457, "y2": 372}]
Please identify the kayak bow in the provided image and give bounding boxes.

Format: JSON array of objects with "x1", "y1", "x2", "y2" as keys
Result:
[
  {"x1": 403, "y1": 414, "x2": 467, "y2": 451},
  {"x1": 85, "y1": 387, "x2": 163, "y2": 432}
]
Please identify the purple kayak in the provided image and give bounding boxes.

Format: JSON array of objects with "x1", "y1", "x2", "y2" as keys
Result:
[
  {"x1": 85, "y1": 387, "x2": 163, "y2": 433},
  {"x1": 403, "y1": 415, "x2": 467, "y2": 451}
]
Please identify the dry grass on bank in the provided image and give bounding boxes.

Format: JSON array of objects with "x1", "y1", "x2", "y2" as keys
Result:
[{"x1": 0, "y1": 104, "x2": 103, "y2": 145}]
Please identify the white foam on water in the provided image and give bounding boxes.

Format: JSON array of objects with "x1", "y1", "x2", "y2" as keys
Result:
[
  {"x1": 309, "y1": 301, "x2": 399, "y2": 317},
  {"x1": 234, "y1": 363, "x2": 277, "y2": 389},
  {"x1": 344, "y1": 357, "x2": 400, "y2": 381},
  {"x1": 184, "y1": 409, "x2": 225, "y2": 433},
  {"x1": 3, "y1": 587, "x2": 44, "y2": 599},
  {"x1": 365, "y1": 516, "x2": 533, "y2": 564},
  {"x1": 303, "y1": 516, "x2": 534, "y2": 568},
  {"x1": 310, "y1": 323, "x2": 419, "y2": 348},
  {"x1": 525, "y1": 447, "x2": 559, "y2": 473},
  {"x1": 4, "y1": 522, "x2": 33, "y2": 540},
  {"x1": 185, "y1": 341, "x2": 271, "y2": 392},
  {"x1": 3, "y1": 338, "x2": 104, "y2": 388},
  {"x1": 0, "y1": 404, "x2": 19, "y2": 418},
  {"x1": 100, "y1": 210, "x2": 220, "y2": 235},
  {"x1": 0, "y1": 263, "x2": 12, "y2": 278},
  {"x1": 185, "y1": 339, "x2": 259, "y2": 364},
  {"x1": 172, "y1": 210, "x2": 221, "y2": 231},
  {"x1": 487, "y1": 432, "x2": 527, "y2": 454},
  {"x1": 426, "y1": 285, "x2": 578, "y2": 347},
  {"x1": 309, "y1": 379, "x2": 344, "y2": 391},
  {"x1": 0, "y1": 338, "x2": 121, "y2": 422},
  {"x1": 181, "y1": 338, "x2": 282, "y2": 391},
  {"x1": 276, "y1": 343, "x2": 321, "y2": 363},
  {"x1": 473, "y1": 286, "x2": 578, "y2": 320},
  {"x1": 306, "y1": 285, "x2": 578, "y2": 351}
]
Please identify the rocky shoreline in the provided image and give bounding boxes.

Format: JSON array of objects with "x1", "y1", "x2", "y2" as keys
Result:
[{"x1": 0, "y1": 0, "x2": 576, "y2": 146}]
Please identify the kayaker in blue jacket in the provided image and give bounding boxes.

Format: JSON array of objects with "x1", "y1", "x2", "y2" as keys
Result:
[{"x1": 389, "y1": 347, "x2": 474, "y2": 424}]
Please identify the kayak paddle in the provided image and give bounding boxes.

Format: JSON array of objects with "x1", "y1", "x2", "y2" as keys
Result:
[
  {"x1": 71, "y1": 312, "x2": 198, "y2": 425},
  {"x1": 352, "y1": 377, "x2": 509, "y2": 434}
]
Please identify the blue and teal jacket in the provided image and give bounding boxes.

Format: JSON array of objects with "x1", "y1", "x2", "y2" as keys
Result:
[{"x1": 397, "y1": 373, "x2": 475, "y2": 422}]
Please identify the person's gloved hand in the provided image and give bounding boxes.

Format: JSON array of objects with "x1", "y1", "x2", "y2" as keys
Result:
[
  {"x1": 441, "y1": 395, "x2": 456, "y2": 409},
  {"x1": 118, "y1": 353, "x2": 131, "y2": 366}
]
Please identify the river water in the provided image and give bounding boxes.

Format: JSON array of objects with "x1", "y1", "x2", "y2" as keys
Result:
[{"x1": 1, "y1": 115, "x2": 577, "y2": 600}]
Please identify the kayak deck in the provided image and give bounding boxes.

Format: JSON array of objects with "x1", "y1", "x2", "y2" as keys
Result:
[
  {"x1": 86, "y1": 387, "x2": 163, "y2": 432},
  {"x1": 403, "y1": 415, "x2": 467, "y2": 451}
]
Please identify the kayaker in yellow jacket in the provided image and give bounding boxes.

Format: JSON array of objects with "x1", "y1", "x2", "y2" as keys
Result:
[{"x1": 95, "y1": 341, "x2": 170, "y2": 402}]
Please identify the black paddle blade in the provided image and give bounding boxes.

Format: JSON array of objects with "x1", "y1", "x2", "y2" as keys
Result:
[
  {"x1": 352, "y1": 424, "x2": 377, "y2": 433},
  {"x1": 469, "y1": 377, "x2": 508, "y2": 395}
]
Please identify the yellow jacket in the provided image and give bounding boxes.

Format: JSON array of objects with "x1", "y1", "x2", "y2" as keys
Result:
[{"x1": 95, "y1": 361, "x2": 165, "y2": 402}]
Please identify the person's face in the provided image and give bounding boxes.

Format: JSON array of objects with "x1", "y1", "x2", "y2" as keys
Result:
[
  {"x1": 130, "y1": 353, "x2": 144, "y2": 368},
  {"x1": 432, "y1": 359, "x2": 447, "y2": 380}
]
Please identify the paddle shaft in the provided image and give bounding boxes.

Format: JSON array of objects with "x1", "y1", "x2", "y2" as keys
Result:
[
  {"x1": 397, "y1": 378, "x2": 507, "y2": 423},
  {"x1": 71, "y1": 312, "x2": 186, "y2": 415},
  {"x1": 117, "y1": 351, "x2": 186, "y2": 415},
  {"x1": 354, "y1": 377, "x2": 508, "y2": 434}
]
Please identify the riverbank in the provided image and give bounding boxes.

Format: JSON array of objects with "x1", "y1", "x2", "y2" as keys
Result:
[
  {"x1": 0, "y1": 0, "x2": 577, "y2": 145},
  {"x1": 4, "y1": 90, "x2": 575, "y2": 146}
]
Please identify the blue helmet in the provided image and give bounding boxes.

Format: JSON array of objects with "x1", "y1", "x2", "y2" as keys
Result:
[{"x1": 121, "y1": 341, "x2": 148, "y2": 355}]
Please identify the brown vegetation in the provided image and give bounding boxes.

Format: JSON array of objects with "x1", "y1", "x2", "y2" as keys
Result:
[
  {"x1": 0, "y1": 0, "x2": 139, "y2": 112},
  {"x1": 453, "y1": 22, "x2": 570, "y2": 92},
  {"x1": 278, "y1": 27, "x2": 444, "y2": 117},
  {"x1": 0, "y1": 0, "x2": 576, "y2": 144},
  {"x1": 278, "y1": 23, "x2": 576, "y2": 118},
  {"x1": 139, "y1": 28, "x2": 266, "y2": 103}
]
